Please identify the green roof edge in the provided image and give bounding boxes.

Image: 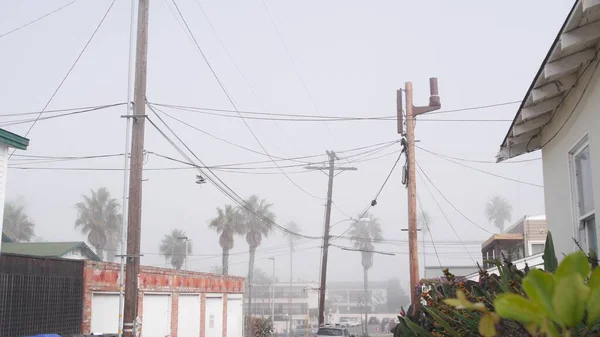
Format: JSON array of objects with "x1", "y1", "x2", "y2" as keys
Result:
[{"x1": 0, "y1": 128, "x2": 29, "y2": 150}]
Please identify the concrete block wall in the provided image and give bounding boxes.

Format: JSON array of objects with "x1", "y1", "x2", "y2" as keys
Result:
[{"x1": 82, "y1": 261, "x2": 244, "y2": 337}]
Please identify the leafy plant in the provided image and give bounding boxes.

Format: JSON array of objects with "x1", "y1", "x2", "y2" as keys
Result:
[
  {"x1": 395, "y1": 231, "x2": 600, "y2": 337},
  {"x1": 246, "y1": 316, "x2": 274, "y2": 337}
]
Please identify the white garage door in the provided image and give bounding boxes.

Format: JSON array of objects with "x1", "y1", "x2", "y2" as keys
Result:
[
  {"x1": 91, "y1": 293, "x2": 119, "y2": 334},
  {"x1": 177, "y1": 295, "x2": 200, "y2": 337},
  {"x1": 204, "y1": 296, "x2": 223, "y2": 337},
  {"x1": 142, "y1": 294, "x2": 171, "y2": 337},
  {"x1": 226, "y1": 297, "x2": 243, "y2": 337}
]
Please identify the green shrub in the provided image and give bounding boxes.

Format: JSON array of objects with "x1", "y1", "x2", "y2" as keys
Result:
[
  {"x1": 395, "y1": 232, "x2": 600, "y2": 337},
  {"x1": 245, "y1": 316, "x2": 274, "y2": 337}
]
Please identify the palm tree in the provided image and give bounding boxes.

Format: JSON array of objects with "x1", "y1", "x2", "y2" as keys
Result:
[
  {"x1": 74, "y1": 188, "x2": 122, "y2": 261},
  {"x1": 417, "y1": 211, "x2": 432, "y2": 235},
  {"x1": 159, "y1": 229, "x2": 192, "y2": 270},
  {"x1": 349, "y1": 214, "x2": 383, "y2": 331},
  {"x1": 485, "y1": 196, "x2": 513, "y2": 232},
  {"x1": 208, "y1": 204, "x2": 244, "y2": 275},
  {"x1": 285, "y1": 221, "x2": 301, "y2": 333},
  {"x1": 210, "y1": 265, "x2": 223, "y2": 274},
  {"x1": 239, "y1": 195, "x2": 275, "y2": 322},
  {"x1": 3, "y1": 202, "x2": 35, "y2": 242}
]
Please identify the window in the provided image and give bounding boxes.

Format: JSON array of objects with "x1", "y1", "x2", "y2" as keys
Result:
[
  {"x1": 531, "y1": 243, "x2": 545, "y2": 255},
  {"x1": 570, "y1": 139, "x2": 597, "y2": 254}
]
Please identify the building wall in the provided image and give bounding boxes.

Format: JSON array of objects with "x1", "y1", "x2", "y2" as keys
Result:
[
  {"x1": 541, "y1": 56, "x2": 600, "y2": 259},
  {"x1": 0, "y1": 144, "x2": 8, "y2": 254},
  {"x1": 82, "y1": 261, "x2": 244, "y2": 337}
]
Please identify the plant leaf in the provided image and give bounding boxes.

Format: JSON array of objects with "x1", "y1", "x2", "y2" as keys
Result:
[
  {"x1": 478, "y1": 313, "x2": 497, "y2": 337},
  {"x1": 555, "y1": 251, "x2": 590, "y2": 280},
  {"x1": 403, "y1": 317, "x2": 433, "y2": 336},
  {"x1": 587, "y1": 287, "x2": 600, "y2": 326},
  {"x1": 544, "y1": 231, "x2": 558, "y2": 273},
  {"x1": 589, "y1": 267, "x2": 600, "y2": 288},
  {"x1": 541, "y1": 319, "x2": 562, "y2": 337},
  {"x1": 522, "y1": 269, "x2": 557, "y2": 320},
  {"x1": 552, "y1": 273, "x2": 589, "y2": 327},
  {"x1": 424, "y1": 307, "x2": 462, "y2": 337},
  {"x1": 494, "y1": 293, "x2": 544, "y2": 324}
]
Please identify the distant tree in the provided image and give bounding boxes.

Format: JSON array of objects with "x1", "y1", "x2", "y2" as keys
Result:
[
  {"x1": 159, "y1": 229, "x2": 192, "y2": 270},
  {"x1": 74, "y1": 188, "x2": 122, "y2": 261},
  {"x1": 417, "y1": 210, "x2": 432, "y2": 235},
  {"x1": 210, "y1": 265, "x2": 223, "y2": 274},
  {"x1": 386, "y1": 278, "x2": 410, "y2": 312},
  {"x1": 349, "y1": 213, "x2": 383, "y2": 316},
  {"x1": 239, "y1": 195, "x2": 275, "y2": 319},
  {"x1": 485, "y1": 196, "x2": 513, "y2": 232},
  {"x1": 252, "y1": 268, "x2": 274, "y2": 285},
  {"x1": 208, "y1": 204, "x2": 244, "y2": 275},
  {"x1": 3, "y1": 201, "x2": 35, "y2": 242}
]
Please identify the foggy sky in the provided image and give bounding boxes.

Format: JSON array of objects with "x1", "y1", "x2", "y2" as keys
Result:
[{"x1": 0, "y1": 0, "x2": 572, "y2": 288}]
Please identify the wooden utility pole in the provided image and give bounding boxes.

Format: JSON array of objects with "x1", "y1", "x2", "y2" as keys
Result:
[
  {"x1": 305, "y1": 151, "x2": 356, "y2": 326},
  {"x1": 399, "y1": 78, "x2": 441, "y2": 305},
  {"x1": 123, "y1": 1, "x2": 150, "y2": 336}
]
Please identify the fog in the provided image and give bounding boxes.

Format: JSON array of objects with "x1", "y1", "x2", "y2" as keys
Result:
[{"x1": 0, "y1": 0, "x2": 570, "y2": 289}]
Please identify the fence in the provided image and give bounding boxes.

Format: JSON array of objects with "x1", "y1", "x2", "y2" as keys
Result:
[{"x1": 0, "y1": 254, "x2": 84, "y2": 337}]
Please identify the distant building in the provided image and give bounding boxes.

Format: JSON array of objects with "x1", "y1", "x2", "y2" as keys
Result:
[
  {"x1": 481, "y1": 215, "x2": 547, "y2": 268},
  {"x1": 327, "y1": 281, "x2": 388, "y2": 314},
  {"x1": 246, "y1": 281, "x2": 319, "y2": 332},
  {"x1": 0, "y1": 128, "x2": 29, "y2": 254},
  {"x1": 1, "y1": 241, "x2": 102, "y2": 261}
]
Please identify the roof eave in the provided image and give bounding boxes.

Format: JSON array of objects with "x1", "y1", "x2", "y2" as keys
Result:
[{"x1": 496, "y1": 0, "x2": 600, "y2": 162}]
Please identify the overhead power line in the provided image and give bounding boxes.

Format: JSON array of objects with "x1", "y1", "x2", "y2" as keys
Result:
[
  {"x1": 0, "y1": 103, "x2": 125, "y2": 128},
  {"x1": 416, "y1": 145, "x2": 544, "y2": 188},
  {"x1": 416, "y1": 192, "x2": 442, "y2": 268},
  {"x1": 0, "y1": 0, "x2": 79, "y2": 39},
  {"x1": 416, "y1": 145, "x2": 540, "y2": 164},
  {"x1": 150, "y1": 102, "x2": 515, "y2": 123},
  {"x1": 10, "y1": 0, "x2": 117, "y2": 159},
  {"x1": 415, "y1": 163, "x2": 477, "y2": 264}
]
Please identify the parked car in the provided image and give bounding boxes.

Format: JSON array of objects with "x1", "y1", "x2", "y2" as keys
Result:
[
  {"x1": 349, "y1": 318, "x2": 361, "y2": 327},
  {"x1": 368, "y1": 316, "x2": 380, "y2": 325},
  {"x1": 380, "y1": 317, "x2": 391, "y2": 331},
  {"x1": 315, "y1": 326, "x2": 356, "y2": 337},
  {"x1": 338, "y1": 318, "x2": 351, "y2": 327}
]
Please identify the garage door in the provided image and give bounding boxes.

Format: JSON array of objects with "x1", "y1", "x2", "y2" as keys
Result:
[
  {"x1": 177, "y1": 295, "x2": 200, "y2": 337},
  {"x1": 142, "y1": 294, "x2": 171, "y2": 337},
  {"x1": 91, "y1": 293, "x2": 119, "y2": 334},
  {"x1": 204, "y1": 296, "x2": 223, "y2": 337},
  {"x1": 226, "y1": 297, "x2": 243, "y2": 337}
]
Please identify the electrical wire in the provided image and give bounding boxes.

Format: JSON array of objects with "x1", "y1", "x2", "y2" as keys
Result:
[
  {"x1": 192, "y1": 0, "x2": 303, "y2": 156},
  {"x1": 416, "y1": 145, "x2": 544, "y2": 188},
  {"x1": 0, "y1": 103, "x2": 126, "y2": 118},
  {"x1": 151, "y1": 102, "x2": 512, "y2": 123},
  {"x1": 149, "y1": 100, "x2": 521, "y2": 122},
  {"x1": 415, "y1": 161, "x2": 495, "y2": 235},
  {"x1": 15, "y1": 0, "x2": 116, "y2": 142},
  {"x1": 415, "y1": 163, "x2": 477, "y2": 264},
  {"x1": 169, "y1": 0, "x2": 324, "y2": 201},
  {"x1": 260, "y1": 0, "x2": 338, "y2": 147},
  {"x1": 147, "y1": 105, "x2": 321, "y2": 240},
  {"x1": 0, "y1": 0, "x2": 79, "y2": 39},
  {"x1": 416, "y1": 145, "x2": 540, "y2": 164},
  {"x1": 416, "y1": 192, "x2": 442, "y2": 267},
  {"x1": 0, "y1": 103, "x2": 125, "y2": 128}
]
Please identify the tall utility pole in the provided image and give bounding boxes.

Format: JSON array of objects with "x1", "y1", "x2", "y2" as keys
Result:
[
  {"x1": 398, "y1": 78, "x2": 441, "y2": 305},
  {"x1": 123, "y1": 1, "x2": 150, "y2": 336},
  {"x1": 305, "y1": 151, "x2": 356, "y2": 326}
]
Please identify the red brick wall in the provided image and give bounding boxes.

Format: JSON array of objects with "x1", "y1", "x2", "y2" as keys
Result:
[
  {"x1": 200, "y1": 294, "x2": 206, "y2": 337},
  {"x1": 82, "y1": 261, "x2": 244, "y2": 337}
]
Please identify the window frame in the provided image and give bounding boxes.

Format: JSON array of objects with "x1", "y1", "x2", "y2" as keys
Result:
[{"x1": 568, "y1": 134, "x2": 596, "y2": 253}]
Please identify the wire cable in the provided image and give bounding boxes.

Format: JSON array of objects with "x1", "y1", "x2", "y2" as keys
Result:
[
  {"x1": 416, "y1": 145, "x2": 543, "y2": 188},
  {"x1": 9, "y1": 0, "x2": 117, "y2": 160},
  {"x1": 415, "y1": 163, "x2": 477, "y2": 264},
  {"x1": 416, "y1": 145, "x2": 540, "y2": 164},
  {"x1": 415, "y1": 161, "x2": 494, "y2": 235},
  {"x1": 416, "y1": 192, "x2": 442, "y2": 268},
  {"x1": 0, "y1": 103, "x2": 125, "y2": 128},
  {"x1": 0, "y1": 0, "x2": 79, "y2": 39}
]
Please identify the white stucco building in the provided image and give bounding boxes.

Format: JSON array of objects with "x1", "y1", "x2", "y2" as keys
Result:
[
  {"x1": 496, "y1": 0, "x2": 600, "y2": 259},
  {"x1": 0, "y1": 128, "x2": 29, "y2": 253}
]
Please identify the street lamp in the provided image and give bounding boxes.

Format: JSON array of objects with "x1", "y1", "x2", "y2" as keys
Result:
[
  {"x1": 177, "y1": 236, "x2": 189, "y2": 270},
  {"x1": 269, "y1": 257, "x2": 275, "y2": 322}
]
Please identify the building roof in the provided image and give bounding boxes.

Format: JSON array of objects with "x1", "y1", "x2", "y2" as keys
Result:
[
  {"x1": 0, "y1": 128, "x2": 29, "y2": 150},
  {"x1": 1, "y1": 232, "x2": 14, "y2": 243},
  {"x1": 1, "y1": 241, "x2": 101, "y2": 261},
  {"x1": 482, "y1": 233, "x2": 524, "y2": 250},
  {"x1": 496, "y1": 0, "x2": 600, "y2": 161}
]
